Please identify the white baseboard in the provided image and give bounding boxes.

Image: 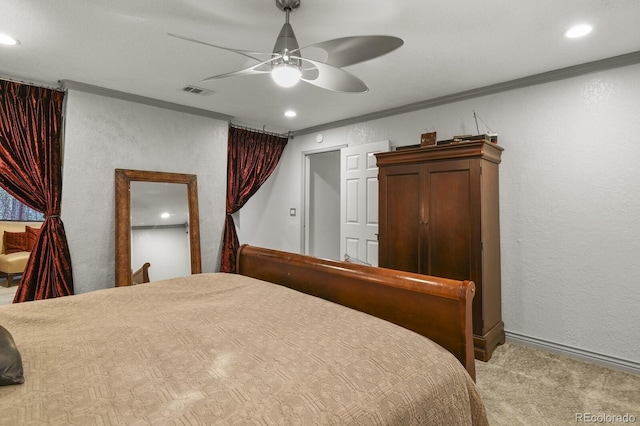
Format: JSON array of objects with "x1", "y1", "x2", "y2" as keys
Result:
[{"x1": 505, "y1": 331, "x2": 640, "y2": 376}]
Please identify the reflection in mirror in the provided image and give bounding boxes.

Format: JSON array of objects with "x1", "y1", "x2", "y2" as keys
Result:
[
  {"x1": 130, "y1": 182, "x2": 190, "y2": 282},
  {"x1": 115, "y1": 169, "x2": 201, "y2": 287}
]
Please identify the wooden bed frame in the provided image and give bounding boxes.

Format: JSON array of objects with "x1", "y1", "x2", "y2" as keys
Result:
[{"x1": 236, "y1": 245, "x2": 477, "y2": 380}]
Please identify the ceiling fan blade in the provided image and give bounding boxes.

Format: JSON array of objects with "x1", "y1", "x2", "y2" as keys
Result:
[
  {"x1": 297, "y1": 57, "x2": 368, "y2": 93},
  {"x1": 300, "y1": 64, "x2": 319, "y2": 81},
  {"x1": 168, "y1": 33, "x2": 272, "y2": 63},
  {"x1": 200, "y1": 57, "x2": 277, "y2": 82},
  {"x1": 300, "y1": 36, "x2": 403, "y2": 68}
]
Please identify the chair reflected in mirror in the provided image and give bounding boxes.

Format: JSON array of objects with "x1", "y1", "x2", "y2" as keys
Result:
[{"x1": 132, "y1": 262, "x2": 151, "y2": 285}]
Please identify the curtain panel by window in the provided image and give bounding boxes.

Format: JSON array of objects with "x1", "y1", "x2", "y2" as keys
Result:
[
  {"x1": 0, "y1": 79, "x2": 74, "y2": 302},
  {"x1": 220, "y1": 126, "x2": 288, "y2": 273}
]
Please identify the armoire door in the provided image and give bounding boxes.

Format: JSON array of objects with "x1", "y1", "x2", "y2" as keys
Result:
[
  {"x1": 378, "y1": 163, "x2": 421, "y2": 273},
  {"x1": 422, "y1": 159, "x2": 480, "y2": 284},
  {"x1": 422, "y1": 158, "x2": 484, "y2": 337}
]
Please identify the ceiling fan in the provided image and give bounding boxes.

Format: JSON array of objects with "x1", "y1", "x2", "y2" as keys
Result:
[{"x1": 168, "y1": 0, "x2": 403, "y2": 93}]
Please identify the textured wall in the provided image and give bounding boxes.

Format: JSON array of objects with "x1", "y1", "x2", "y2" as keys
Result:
[
  {"x1": 61, "y1": 90, "x2": 228, "y2": 294},
  {"x1": 239, "y1": 63, "x2": 640, "y2": 365}
]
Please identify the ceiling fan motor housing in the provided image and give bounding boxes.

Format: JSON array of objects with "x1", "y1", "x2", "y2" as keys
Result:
[
  {"x1": 272, "y1": 23, "x2": 302, "y2": 66},
  {"x1": 272, "y1": 0, "x2": 302, "y2": 69},
  {"x1": 276, "y1": 0, "x2": 301, "y2": 12}
]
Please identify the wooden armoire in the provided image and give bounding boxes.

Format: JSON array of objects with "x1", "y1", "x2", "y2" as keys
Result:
[{"x1": 376, "y1": 141, "x2": 504, "y2": 361}]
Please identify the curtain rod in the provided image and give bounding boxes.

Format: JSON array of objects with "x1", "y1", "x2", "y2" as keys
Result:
[
  {"x1": 229, "y1": 122, "x2": 291, "y2": 139},
  {"x1": 0, "y1": 75, "x2": 64, "y2": 92}
]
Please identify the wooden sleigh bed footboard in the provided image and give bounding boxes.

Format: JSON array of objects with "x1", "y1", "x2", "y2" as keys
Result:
[{"x1": 236, "y1": 245, "x2": 477, "y2": 380}]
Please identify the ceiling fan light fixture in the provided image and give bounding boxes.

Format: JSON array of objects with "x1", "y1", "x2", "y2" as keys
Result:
[
  {"x1": 271, "y1": 63, "x2": 301, "y2": 87},
  {"x1": 169, "y1": 0, "x2": 403, "y2": 93}
]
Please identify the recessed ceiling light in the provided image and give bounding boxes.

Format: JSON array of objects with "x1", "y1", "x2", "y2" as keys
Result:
[
  {"x1": 0, "y1": 33, "x2": 20, "y2": 46},
  {"x1": 284, "y1": 110, "x2": 297, "y2": 118},
  {"x1": 161, "y1": 212, "x2": 170, "y2": 219},
  {"x1": 564, "y1": 24, "x2": 593, "y2": 39}
]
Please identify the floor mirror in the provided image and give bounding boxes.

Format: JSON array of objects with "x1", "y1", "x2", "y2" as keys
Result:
[{"x1": 115, "y1": 169, "x2": 202, "y2": 286}]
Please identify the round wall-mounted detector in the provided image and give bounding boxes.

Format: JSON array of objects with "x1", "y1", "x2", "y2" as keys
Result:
[{"x1": 316, "y1": 134, "x2": 324, "y2": 143}]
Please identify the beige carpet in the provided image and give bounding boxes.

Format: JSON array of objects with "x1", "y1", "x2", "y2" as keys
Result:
[{"x1": 476, "y1": 342, "x2": 640, "y2": 425}]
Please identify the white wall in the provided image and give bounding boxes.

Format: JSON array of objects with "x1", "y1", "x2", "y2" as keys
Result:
[
  {"x1": 238, "y1": 63, "x2": 640, "y2": 367},
  {"x1": 61, "y1": 90, "x2": 228, "y2": 294}
]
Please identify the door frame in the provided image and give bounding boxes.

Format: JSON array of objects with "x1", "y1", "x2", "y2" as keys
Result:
[{"x1": 301, "y1": 144, "x2": 347, "y2": 256}]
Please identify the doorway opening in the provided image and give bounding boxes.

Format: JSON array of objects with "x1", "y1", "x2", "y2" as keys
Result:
[
  {"x1": 302, "y1": 140, "x2": 389, "y2": 265},
  {"x1": 303, "y1": 147, "x2": 343, "y2": 261}
]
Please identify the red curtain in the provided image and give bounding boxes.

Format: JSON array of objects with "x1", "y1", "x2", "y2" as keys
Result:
[
  {"x1": 0, "y1": 79, "x2": 74, "y2": 302},
  {"x1": 220, "y1": 126, "x2": 288, "y2": 273}
]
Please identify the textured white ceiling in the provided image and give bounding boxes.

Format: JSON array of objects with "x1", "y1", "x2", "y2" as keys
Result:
[
  {"x1": 130, "y1": 181, "x2": 189, "y2": 227},
  {"x1": 2, "y1": 0, "x2": 640, "y2": 133}
]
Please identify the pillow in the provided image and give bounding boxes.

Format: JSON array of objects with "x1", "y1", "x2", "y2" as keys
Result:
[
  {"x1": 2, "y1": 231, "x2": 27, "y2": 254},
  {"x1": 0, "y1": 325, "x2": 24, "y2": 386},
  {"x1": 25, "y1": 226, "x2": 42, "y2": 252}
]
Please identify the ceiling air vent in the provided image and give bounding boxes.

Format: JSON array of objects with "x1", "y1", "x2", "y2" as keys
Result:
[{"x1": 180, "y1": 85, "x2": 214, "y2": 96}]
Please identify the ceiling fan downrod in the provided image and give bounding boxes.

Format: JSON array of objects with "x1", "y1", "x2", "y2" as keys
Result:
[{"x1": 273, "y1": 0, "x2": 301, "y2": 55}]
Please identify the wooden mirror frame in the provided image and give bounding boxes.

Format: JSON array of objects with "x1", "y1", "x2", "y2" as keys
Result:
[{"x1": 115, "y1": 168, "x2": 202, "y2": 286}]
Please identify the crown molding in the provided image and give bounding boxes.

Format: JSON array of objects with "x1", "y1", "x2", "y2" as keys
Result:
[
  {"x1": 292, "y1": 50, "x2": 640, "y2": 137},
  {"x1": 59, "y1": 80, "x2": 233, "y2": 122}
]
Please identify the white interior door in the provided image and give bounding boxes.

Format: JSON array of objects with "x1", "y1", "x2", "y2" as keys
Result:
[{"x1": 340, "y1": 140, "x2": 390, "y2": 266}]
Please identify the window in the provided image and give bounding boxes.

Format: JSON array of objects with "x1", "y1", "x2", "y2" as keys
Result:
[{"x1": 0, "y1": 187, "x2": 44, "y2": 221}]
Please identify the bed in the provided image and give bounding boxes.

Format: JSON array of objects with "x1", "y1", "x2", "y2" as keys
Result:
[{"x1": 0, "y1": 245, "x2": 487, "y2": 425}]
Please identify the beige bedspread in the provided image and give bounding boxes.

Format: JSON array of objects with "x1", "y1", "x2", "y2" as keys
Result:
[{"x1": 0, "y1": 273, "x2": 487, "y2": 425}]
